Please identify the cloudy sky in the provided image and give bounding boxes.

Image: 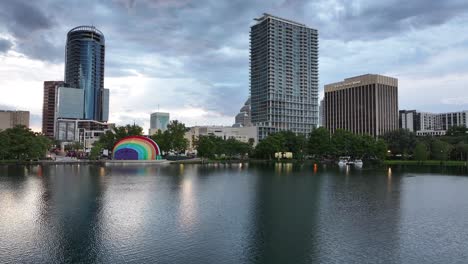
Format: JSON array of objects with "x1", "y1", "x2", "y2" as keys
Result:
[{"x1": 1, "y1": 0, "x2": 468, "y2": 132}]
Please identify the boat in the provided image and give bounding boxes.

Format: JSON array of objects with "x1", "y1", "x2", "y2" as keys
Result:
[
  {"x1": 354, "y1": 159, "x2": 363, "y2": 167},
  {"x1": 338, "y1": 156, "x2": 350, "y2": 166}
]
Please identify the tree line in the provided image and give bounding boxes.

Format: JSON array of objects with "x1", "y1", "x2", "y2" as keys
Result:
[
  {"x1": 0, "y1": 126, "x2": 51, "y2": 160},
  {"x1": 381, "y1": 126, "x2": 468, "y2": 162}
]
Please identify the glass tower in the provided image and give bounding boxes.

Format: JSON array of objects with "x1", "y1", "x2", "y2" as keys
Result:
[
  {"x1": 65, "y1": 26, "x2": 105, "y2": 121},
  {"x1": 250, "y1": 14, "x2": 319, "y2": 139}
]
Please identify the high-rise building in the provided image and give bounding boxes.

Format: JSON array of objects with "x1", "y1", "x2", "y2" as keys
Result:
[
  {"x1": 149, "y1": 112, "x2": 170, "y2": 135},
  {"x1": 42, "y1": 81, "x2": 64, "y2": 138},
  {"x1": 0, "y1": 110, "x2": 30, "y2": 130},
  {"x1": 324, "y1": 74, "x2": 399, "y2": 137},
  {"x1": 65, "y1": 26, "x2": 106, "y2": 121},
  {"x1": 233, "y1": 97, "x2": 252, "y2": 127},
  {"x1": 250, "y1": 13, "x2": 319, "y2": 139}
]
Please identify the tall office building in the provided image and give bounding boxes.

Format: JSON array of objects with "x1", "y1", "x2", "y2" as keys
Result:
[
  {"x1": 325, "y1": 74, "x2": 399, "y2": 137},
  {"x1": 42, "y1": 81, "x2": 64, "y2": 138},
  {"x1": 250, "y1": 13, "x2": 319, "y2": 139},
  {"x1": 0, "y1": 110, "x2": 30, "y2": 130},
  {"x1": 65, "y1": 26, "x2": 107, "y2": 121},
  {"x1": 149, "y1": 112, "x2": 170, "y2": 135}
]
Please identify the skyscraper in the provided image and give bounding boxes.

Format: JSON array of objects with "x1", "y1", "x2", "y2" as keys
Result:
[
  {"x1": 65, "y1": 26, "x2": 106, "y2": 121},
  {"x1": 324, "y1": 74, "x2": 399, "y2": 137},
  {"x1": 42, "y1": 81, "x2": 64, "y2": 138},
  {"x1": 149, "y1": 112, "x2": 170, "y2": 135},
  {"x1": 250, "y1": 13, "x2": 319, "y2": 139}
]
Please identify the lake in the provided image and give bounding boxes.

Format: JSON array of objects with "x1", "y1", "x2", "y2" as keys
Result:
[{"x1": 1, "y1": 163, "x2": 467, "y2": 263}]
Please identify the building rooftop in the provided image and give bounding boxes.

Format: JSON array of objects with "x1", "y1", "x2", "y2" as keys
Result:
[{"x1": 253, "y1": 13, "x2": 307, "y2": 27}]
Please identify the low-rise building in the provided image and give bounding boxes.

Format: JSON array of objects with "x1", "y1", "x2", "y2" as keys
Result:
[
  {"x1": 56, "y1": 119, "x2": 114, "y2": 151},
  {"x1": 0, "y1": 110, "x2": 30, "y2": 130},
  {"x1": 185, "y1": 126, "x2": 258, "y2": 153},
  {"x1": 399, "y1": 109, "x2": 468, "y2": 136}
]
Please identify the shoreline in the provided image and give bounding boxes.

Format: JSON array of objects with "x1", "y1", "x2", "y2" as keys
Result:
[{"x1": 1, "y1": 159, "x2": 467, "y2": 167}]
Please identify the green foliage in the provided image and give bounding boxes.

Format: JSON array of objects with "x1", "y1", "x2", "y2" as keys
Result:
[
  {"x1": 308, "y1": 127, "x2": 332, "y2": 157},
  {"x1": 446, "y1": 126, "x2": 468, "y2": 137},
  {"x1": 0, "y1": 125, "x2": 52, "y2": 160},
  {"x1": 150, "y1": 130, "x2": 171, "y2": 154},
  {"x1": 195, "y1": 135, "x2": 252, "y2": 159},
  {"x1": 431, "y1": 139, "x2": 453, "y2": 161},
  {"x1": 166, "y1": 120, "x2": 188, "y2": 154},
  {"x1": 414, "y1": 142, "x2": 429, "y2": 162},
  {"x1": 381, "y1": 129, "x2": 417, "y2": 156}
]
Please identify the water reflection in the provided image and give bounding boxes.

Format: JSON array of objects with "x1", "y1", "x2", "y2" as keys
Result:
[{"x1": 1, "y1": 164, "x2": 468, "y2": 263}]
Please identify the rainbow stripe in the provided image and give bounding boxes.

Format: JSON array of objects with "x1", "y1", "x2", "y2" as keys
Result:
[{"x1": 112, "y1": 136, "x2": 161, "y2": 160}]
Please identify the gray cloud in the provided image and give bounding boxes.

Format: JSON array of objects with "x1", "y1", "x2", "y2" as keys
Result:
[
  {"x1": 0, "y1": 38, "x2": 12, "y2": 53},
  {"x1": 1, "y1": 0, "x2": 468, "y2": 127}
]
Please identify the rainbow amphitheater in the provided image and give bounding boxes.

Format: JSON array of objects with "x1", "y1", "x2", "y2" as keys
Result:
[{"x1": 112, "y1": 136, "x2": 162, "y2": 160}]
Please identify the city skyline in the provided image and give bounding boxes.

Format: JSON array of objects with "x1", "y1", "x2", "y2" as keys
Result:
[{"x1": 1, "y1": 1, "x2": 468, "y2": 132}]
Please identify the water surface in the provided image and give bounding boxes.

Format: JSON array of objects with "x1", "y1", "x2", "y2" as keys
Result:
[{"x1": 1, "y1": 163, "x2": 467, "y2": 263}]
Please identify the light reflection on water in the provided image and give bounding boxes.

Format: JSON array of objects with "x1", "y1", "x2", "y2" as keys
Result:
[{"x1": 0, "y1": 163, "x2": 467, "y2": 263}]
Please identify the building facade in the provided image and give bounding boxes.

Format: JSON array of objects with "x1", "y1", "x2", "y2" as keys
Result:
[
  {"x1": 149, "y1": 112, "x2": 170, "y2": 135},
  {"x1": 42, "y1": 81, "x2": 64, "y2": 138},
  {"x1": 250, "y1": 13, "x2": 319, "y2": 139},
  {"x1": 0, "y1": 110, "x2": 30, "y2": 130},
  {"x1": 56, "y1": 119, "x2": 113, "y2": 151},
  {"x1": 185, "y1": 126, "x2": 258, "y2": 153},
  {"x1": 319, "y1": 99, "x2": 325, "y2": 127},
  {"x1": 399, "y1": 109, "x2": 468, "y2": 135},
  {"x1": 65, "y1": 26, "x2": 106, "y2": 121},
  {"x1": 325, "y1": 74, "x2": 399, "y2": 137}
]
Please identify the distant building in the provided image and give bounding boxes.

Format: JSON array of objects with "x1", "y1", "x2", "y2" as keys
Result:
[
  {"x1": 324, "y1": 74, "x2": 399, "y2": 137},
  {"x1": 149, "y1": 112, "x2": 170, "y2": 135},
  {"x1": 318, "y1": 99, "x2": 325, "y2": 127},
  {"x1": 399, "y1": 109, "x2": 468, "y2": 136},
  {"x1": 56, "y1": 119, "x2": 113, "y2": 151},
  {"x1": 185, "y1": 126, "x2": 258, "y2": 153},
  {"x1": 250, "y1": 13, "x2": 319, "y2": 139},
  {"x1": 399, "y1": 110, "x2": 419, "y2": 132},
  {"x1": 42, "y1": 81, "x2": 64, "y2": 138},
  {"x1": 233, "y1": 97, "x2": 252, "y2": 127},
  {"x1": 0, "y1": 110, "x2": 30, "y2": 130},
  {"x1": 65, "y1": 26, "x2": 107, "y2": 122}
]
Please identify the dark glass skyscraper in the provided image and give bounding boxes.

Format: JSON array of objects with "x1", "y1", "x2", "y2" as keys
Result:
[{"x1": 65, "y1": 26, "x2": 106, "y2": 121}]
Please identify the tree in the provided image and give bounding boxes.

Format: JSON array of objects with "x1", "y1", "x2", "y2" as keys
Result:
[
  {"x1": 166, "y1": 120, "x2": 188, "y2": 154},
  {"x1": 454, "y1": 141, "x2": 468, "y2": 161},
  {"x1": 0, "y1": 126, "x2": 51, "y2": 160},
  {"x1": 195, "y1": 135, "x2": 217, "y2": 159},
  {"x1": 331, "y1": 129, "x2": 354, "y2": 157},
  {"x1": 446, "y1": 126, "x2": 468, "y2": 137},
  {"x1": 381, "y1": 129, "x2": 417, "y2": 157},
  {"x1": 414, "y1": 142, "x2": 429, "y2": 162},
  {"x1": 308, "y1": 127, "x2": 332, "y2": 158},
  {"x1": 431, "y1": 139, "x2": 453, "y2": 161},
  {"x1": 150, "y1": 130, "x2": 171, "y2": 154}
]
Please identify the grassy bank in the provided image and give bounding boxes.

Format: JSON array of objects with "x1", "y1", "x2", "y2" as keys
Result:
[{"x1": 384, "y1": 160, "x2": 468, "y2": 166}]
